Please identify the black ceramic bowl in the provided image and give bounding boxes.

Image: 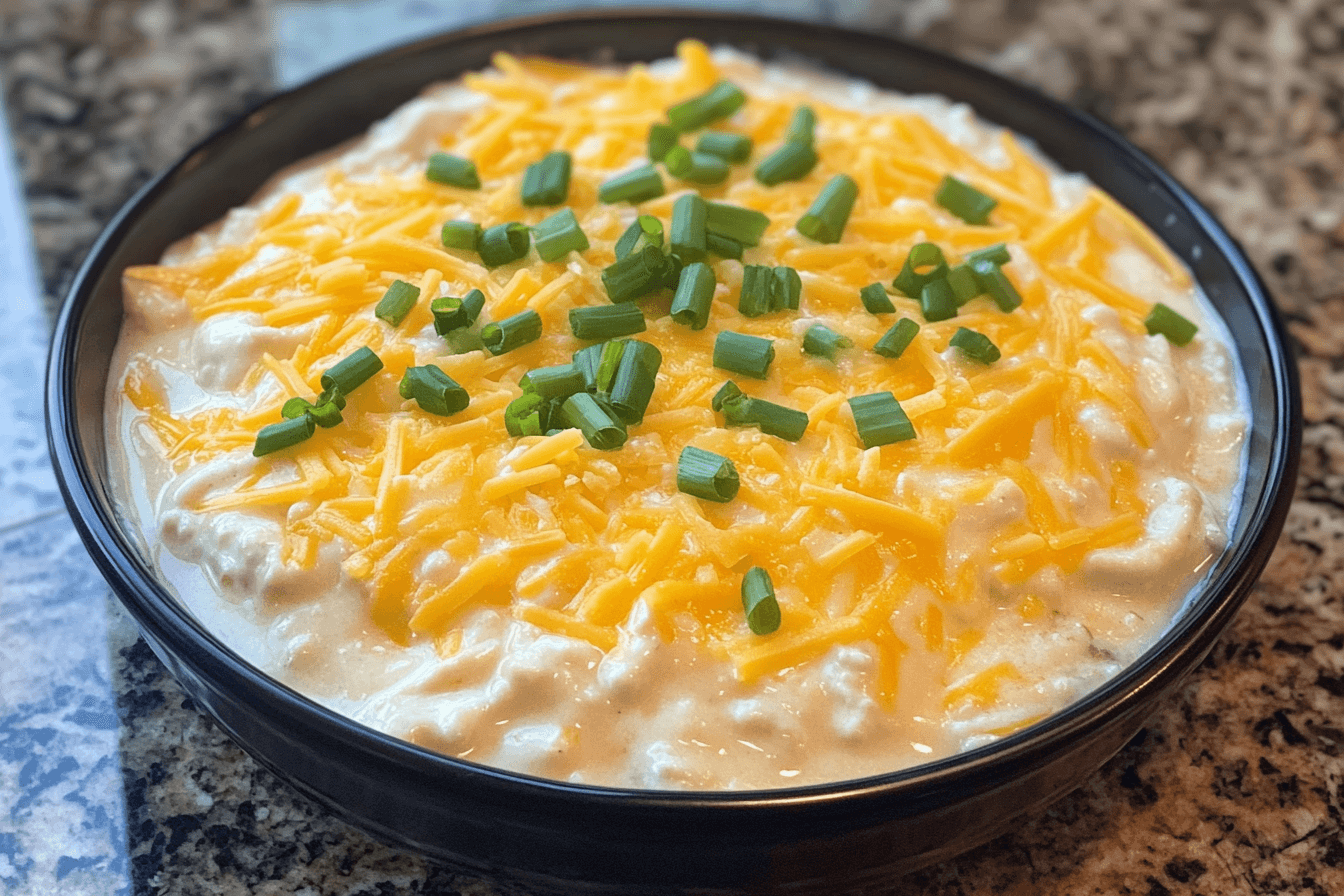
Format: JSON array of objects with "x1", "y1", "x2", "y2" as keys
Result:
[{"x1": 48, "y1": 10, "x2": 1300, "y2": 895}]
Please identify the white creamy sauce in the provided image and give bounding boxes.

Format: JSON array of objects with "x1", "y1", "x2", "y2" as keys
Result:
[{"x1": 106, "y1": 48, "x2": 1249, "y2": 790}]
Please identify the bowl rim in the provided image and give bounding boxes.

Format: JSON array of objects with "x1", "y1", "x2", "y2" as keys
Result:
[{"x1": 46, "y1": 7, "x2": 1301, "y2": 812}]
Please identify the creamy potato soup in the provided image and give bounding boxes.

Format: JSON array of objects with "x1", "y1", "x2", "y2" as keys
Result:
[{"x1": 107, "y1": 42, "x2": 1249, "y2": 789}]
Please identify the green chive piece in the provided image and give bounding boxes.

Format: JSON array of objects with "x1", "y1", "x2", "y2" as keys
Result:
[
  {"x1": 712, "y1": 379, "x2": 744, "y2": 412},
  {"x1": 783, "y1": 105, "x2": 817, "y2": 147},
  {"x1": 741, "y1": 566, "x2": 781, "y2": 635},
  {"x1": 281, "y1": 396, "x2": 313, "y2": 420},
  {"x1": 375, "y1": 279, "x2": 420, "y2": 326},
  {"x1": 569, "y1": 303, "x2": 646, "y2": 340},
  {"x1": 599, "y1": 165, "x2": 664, "y2": 204},
  {"x1": 797, "y1": 173, "x2": 858, "y2": 244},
  {"x1": 431, "y1": 288, "x2": 486, "y2": 335},
  {"x1": 1144, "y1": 303, "x2": 1199, "y2": 346},
  {"x1": 321, "y1": 346, "x2": 383, "y2": 394},
  {"x1": 874, "y1": 318, "x2": 921, "y2": 359},
  {"x1": 667, "y1": 80, "x2": 746, "y2": 132},
  {"x1": 892, "y1": 242, "x2": 949, "y2": 298},
  {"x1": 670, "y1": 262, "x2": 717, "y2": 330},
  {"x1": 664, "y1": 147, "x2": 730, "y2": 185},
  {"x1": 520, "y1": 363, "x2": 586, "y2": 401},
  {"x1": 615, "y1": 214, "x2": 664, "y2": 260},
  {"x1": 648, "y1": 123, "x2": 679, "y2": 162},
  {"x1": 705, "y1": 202, "x2": 769, "y2": 246},
  {"x1": 849, "y1": 391, "x2": 916, "y2": 448},
  {"x1": 773, "y1": 266, "x2": 802, "y2": 311},
  {"x1": 608, "y1": 340, "x2": 663, "y2": 424},
  {"x1": 443, "y1": 329, "x2": 485, "y2": 355},
  {"x1": 860, "y1": 282, "x2": 896, "y2": 314},
  {"x1": 748, "y1": 399, "x2": 809, "y2": 441},
  {"x1": 480, "y1": 309, "x2": 543, "y2": 355},
  {"x1": 695, "y1": 131, "x2": 752, "y2": 163},
  {"x1": 572, "y1": 343, "x2": 602, "y2": 391},
  {"x1": 706, "y1": 232, "x2": 743, "y2": 259},
  {"x1": 304, "y1": 398, "x2": 344, "y2": 429},
  {"x1": 532, "y1": 207, "x2": 589, "y2": 262},
  {"x1": 560, "y1": 392, "x2": 627, "y2": 450},
  {"x1": 505, "y1": 393, "x2": 547, "y2": 437},
  {"x1": 965, "y1": 243, "x2": 1011, "y2": 267},
  {"x1": 947, "y1": 263, "x2": 982, "y2": 305},
  {"x1": 921, "y1": 278, "x2": 958, "y2": 322},
  {"x1": 521, "y1": 150, "x2": 572, "y2": 206},
  {"x1": 478, "y1": 222, "x2": 531, "y2": 267},
  {"x1": 754, "y1": 140, "x2": 818, "y2": 186},
  {"x1": 949, "y1": 327, "x2": 1001, "y2": 364},
  {"x1": 399, "y1": 365, "x2": 470, "y2": 416},
  {"x1": 714, "y1": 331, "x2": 775, "y2": 379},
  {"x1": 802, "y1": 324, "x2": 853, "y2": 361},
  {"x1": 670, "y1": 193, "x2": 708, "y2": 262},
  {"x1": 440, "y1": 219, "x2": 482, "y2": 251},
  {"x1": 738, "y1": 265, "x2": 773, "y2": 317},
  {"x1": 677, "y1": 446, "x2": 740, "y2": 503},
  {"x1": 935, "y1": 174, "x2": 997, "y2": 225},
  {"x1": 595, "y1": 340, "x2": 627, "y2": 393},
  {"x1": 971, "y1": 260, "x2": 1023, "y2": 312},
  {"x1": 602, "y1": 245, "x2": 669, "y2": 303},
  {"x1": 426, "y1": 152, "x2": 480, "y2": 189},
  {"x1": 253, "y1": 415, "x2": 316, "y2": 457}
]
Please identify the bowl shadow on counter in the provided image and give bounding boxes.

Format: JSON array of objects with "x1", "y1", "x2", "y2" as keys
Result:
[{"x1": 47, "y1": 10, "x2": 1300, "y2": 895}]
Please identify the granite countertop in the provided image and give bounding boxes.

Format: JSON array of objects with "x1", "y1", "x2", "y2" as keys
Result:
[{"x1": 2, "y1": 0, "x2": 1343, "y2": 893}]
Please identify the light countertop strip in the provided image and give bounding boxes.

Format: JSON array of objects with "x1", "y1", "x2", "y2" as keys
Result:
[{"x1": 2, "y1": 0, "x2": 1343, "y2": 894}]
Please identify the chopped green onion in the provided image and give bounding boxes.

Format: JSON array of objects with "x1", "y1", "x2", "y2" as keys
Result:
[
  {"x1": 569, "y1": 303, "x2": 646, "y2": 340},
  {"x1": 440, "y1": 219, "x2": 482, "y2": 251},
  {"x1": 664, "y1": 146, "x2": 729, "y2": 185},
  {"x1": 754, "y1": 140, "x2": 817, "y2": 186},
  {"x1": 797, "y1": 174, "x2": 858, "y2": 244},
  {"x1": 935, "y1": 174, "x2": 997, "y2": 225},
  {"x1": 670, "y1": 192, "x2": 708, "y2": 262},
  {"x1": 284, "y1": 391, "x2": 344, "y2": 428},
  {"x1": 560, "y1": 392, "x2": 627, "y2": 451},
  {"x1": 744, "y1": 399, "x2": 809, "y2": 441},
  {"x1": 1144, "y1": 303, "x2": 1199, "y2": 346},
  {"x1": 321, "y1": 346, "x2": 383, "y2": 395},
  {"x1": 602, "y1": 244, "x2": 670, "y2": 303},
  {"x1": 281, "y1": 396, "x2": 313, "y2": 420},
  {"x1": 695, "y1": 131, "x2": 752, "y2": 163},
  {"x1": 971, "y1": 260, "x2": 1023, "y2": 312},
  {"x1": 783, "y1": 105, "x2": 816, "y2": 147},
  {"x1": 304, "y1": 398, "x2": 344, "y2": 429},
  {"x1": 848, "y1": 391, "x2": 916, "y2": 448},
  {"x1": 667, "y1": 80, "x2": 746, "y2": 132},
  {"x1": 572, "y1": 343, "x2": 602, "y2": 392},
  {"x1": 705, "y1": 232, "x2": 743, "y2": 259},
  {"x1": 892, "y1": 242, "x2": 949, "y2": 298},
  {"x1": 738, "y1": 265, "x2": 773, "y2": 317},
  {"x1": 860, "y1": 282, "x2": 896, "y2": 314},
  {"x1": 741, "y1": 567, "x2": 781, "y2": 635},
  {"x1": 521, "y1": 150, "x2": 572, "y2": 206},
  {"x1": 705, "y1": 202, "x2": 769, "y2": 246},
  {"x1": 375, "y1": 279, "x2": 420, "y2": 326},
  {"x1": 615, "y1": 214, "x2": 664, "y2": 260},
  {"x1": 874, "y1": 318, "x2": 921, "y2": 359},
  {"x1": 399, "y1": 365, "x2": 470, "y2": 416},
  {"x1": 965, "y1": 243, "x2": 1011, "y2": 267},
  {"x1": 773, "y1": 265, "x2": 802, "y2": 311},
  {"x1": 442, "y1": 328, "x2": 485, "y2": 355},
  {"x1": 595, "y1": 339, "x2": 627, "y2": 393},
  {"x1": 648, "y1": 123, "x2": 679, "y2": 162},
  {"x1": 608, "y1": 340, "x2": 662, "y2": 424},
  {"x1": 949, "y1": 327, "x2": 1001, "y2": 364},
  {"x1": 920, "y1": 278, "x2": 958, "y2": 322},
  {"x1": 426, "y1": 152, "x2": 479, "y2": 189},
  {"x1": 478, "y1": 222, "x2": 531, "y2": 267},
  {"x1": 253, "y1": 415, "x2": 315, "y2": 457},
  {"x1": 712, "y1": 380, "x2": 744, "y2": 412},
  {"x1": 947, "y1": 263, "x2": 981, "y2": 305},
  {"x1": 480, "y1": 309, "x2": 543, "y2": 355},
  {"x1": 505, "y1": 393, "x2": 547, "y2": 437},
  {"x1": 802, "y1": 324, "x2": 853, "y2": 361},
  {"x1": 670, "y1": 262, "x2": 717, "y2": 330},
  {"x1": 714, "y1": 331, "x2": 775, "y2": 379},
  {"x1": 431, "y1": 288, "x2": 485, "y2": 335},
  {"x1": 520, "y1": 363, "x2": 586, "y2": 401},
  {"x1": 677, "y1": 446, "x2": 740, "y2": 503},
  {"x1": 599, "y1": 165, "x2": 664, "y2": 204},
  {"x1": 532, "y1": 207, "x2": 589, "y2": 262}
]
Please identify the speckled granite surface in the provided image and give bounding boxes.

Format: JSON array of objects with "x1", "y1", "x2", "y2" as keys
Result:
[{"x1": 2, "y1": 0, "x2": 1343, "y2": 893}]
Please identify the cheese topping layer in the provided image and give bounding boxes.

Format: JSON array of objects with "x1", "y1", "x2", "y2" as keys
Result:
[{"x1": 108, "y1": 43, "x2": 1248, "y2": 789}]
